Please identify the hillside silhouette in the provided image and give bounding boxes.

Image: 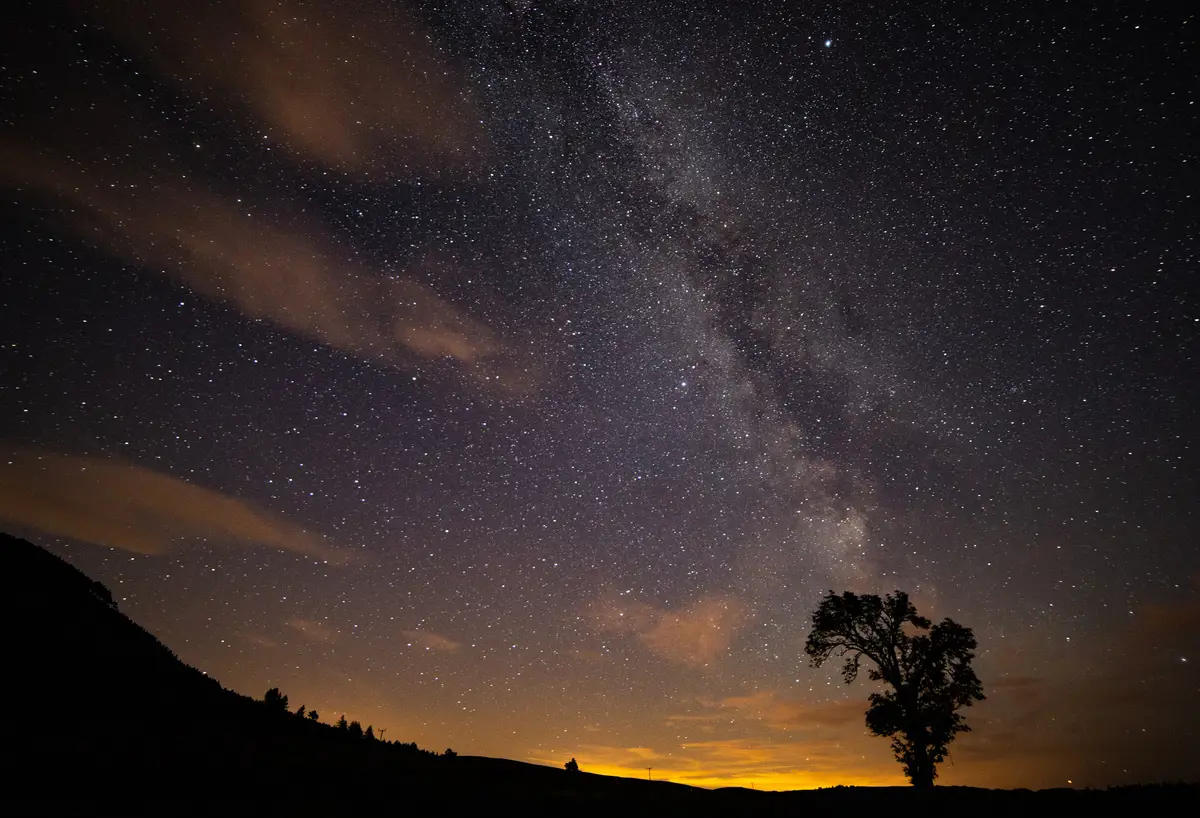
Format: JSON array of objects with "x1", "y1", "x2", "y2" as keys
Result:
[{"x1": 4, "y1": 531, "x2": 1195, "y2": 816}]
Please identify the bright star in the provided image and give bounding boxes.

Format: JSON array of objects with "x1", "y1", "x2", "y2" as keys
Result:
[{"x1": 824, "y1": 39, "x2": 832, "y2": 47}]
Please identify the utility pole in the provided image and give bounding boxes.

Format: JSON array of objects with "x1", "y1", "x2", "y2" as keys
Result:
[
  {"x1": 377, "y1": 728, "x2": 387, "y2": 741},
  {"x1": 647, "y1": 767, "x2": 652, "y2": 781}
]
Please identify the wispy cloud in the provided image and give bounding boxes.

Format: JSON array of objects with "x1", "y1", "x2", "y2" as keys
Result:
[
  {"x1": 0, "y1": 446, "x2": 352, "y2": 562},
  {"x1": 717, "y1": 691, "x2": 865, "y2": 731},
  {"x1": 402, "y1": 630, "x2": 461, "y2": 653},
  {"x1": 81, "y1": 0, "x2": 485, "y2": 177},
  {"x1": 590, "y1": 594, "x2": 748, "y2": 667},
  {"x1": 944, "y1": 599, "x2": 1200, "y2": 786},
  {"x1": 1137, "y1": 595, "x2": 1200, "y2": 644},
  {"x1": 243, "y1": 632, "x2": 279, "y2": 649},
  {"x1": 0, "y1": 0, "x2": 544, "y2": 395},
  {"x1": 0, "y1": 139, "x2": 538, "y2": 393},
  {"x1": 287, "y1": 618, "x2": 339, "y2": 643}
]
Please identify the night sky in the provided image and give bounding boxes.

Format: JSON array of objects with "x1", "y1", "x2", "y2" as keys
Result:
[{"x1": 2, "y1": 0, "x2": 1197, "y2": 790}]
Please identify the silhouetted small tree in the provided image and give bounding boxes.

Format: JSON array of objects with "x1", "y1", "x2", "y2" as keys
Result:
[
  {"x1": 443, "y1": 748, "x2": 457, "y2": 758},
  {"x1": 308, "y1": 709, "x2": 320, "y2": 721},
  {"x1": 90, "y1": 579, "x2": 117, "y2": 608},
  {"x1": 336, "y1": 715, "x2": 348, "y2": 730},
  {"x1": 805, "y1": 590, "x2": 985, "y2": 787},
  {"x1": 365, "y1": 725, "x2": 375, "y2": 741},
  {"x1": 348, "y1": 720, "x2": 364, "y2": 739},
  {"x1": 565, "y1": 758, "x2": 580, "y2": 773},
  {"x1": 295, "y1": 705, "x2": 306, "y2": 719},
  {"x1": 263, "y1": 687, "x2": 289, "y2": 712}
]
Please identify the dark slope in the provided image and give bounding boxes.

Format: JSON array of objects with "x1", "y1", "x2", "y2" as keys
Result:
[
  {"x1": 4, "y1": 532, "x2": 1195, "y2": 816},
  {"x1": 1, "y1": 531, "x2": 732, "y2": 815},
  {"x1": 5, "y1": 532, "x2": 432, "y2": 807}
]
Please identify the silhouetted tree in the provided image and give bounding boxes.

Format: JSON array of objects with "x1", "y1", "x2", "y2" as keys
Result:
[
  {"x1": 443, "y1": 748, "x2": 457, "y2": 758},
  {"x1": 90, "y1": 579, "x2": 117, "y2": 608},
  {"x1": 565, "y1": 758, "x2": 580, "y2": 773},
  {"x1": 263, "y1": 687, "x2": 289, "y2": 712},
  {"x1": 804, "y1": 590, "x2": 985, "y2": 787},
  {"x1": 365, "y1": 725, "x2": 375, "y2": 741},
  {"x1": 336, "y1": 714, "x2": 348, "y2": 730},
  {"x1": 295, "y1": 704, "x2": 306, "y2": 719},
  {"x1": 348, "y1": 720, "x2": 364, "y2": 739},
  {"x1": 308, "y1": 709, "x2": 320, "y2": 721}
]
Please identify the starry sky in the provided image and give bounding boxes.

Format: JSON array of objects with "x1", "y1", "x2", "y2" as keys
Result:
[{"x1": 2, "y1": 0, "x2": 1197, "y2": 790}]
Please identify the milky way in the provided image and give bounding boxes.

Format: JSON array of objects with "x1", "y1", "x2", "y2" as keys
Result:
[{"x1": 2, "y1": 0, "x2": 1196, "y2": 788}]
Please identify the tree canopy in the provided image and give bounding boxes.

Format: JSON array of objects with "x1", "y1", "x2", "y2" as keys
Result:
[
  {"x1": 804, "y1": 590, "x2": 985, "y2": 787},
  {"x1": 263, "y1": 687, "x2": 289, "y2": 712}
]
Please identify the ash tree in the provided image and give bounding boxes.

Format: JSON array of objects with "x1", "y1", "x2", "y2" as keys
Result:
[{"x1": 804, "y1": 590, "x2": 985, "y2": 787}]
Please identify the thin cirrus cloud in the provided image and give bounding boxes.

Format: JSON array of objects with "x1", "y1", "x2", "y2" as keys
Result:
[
  {"x1": 402, "y1": 630, "x2": 461, "y2": 653},
  {"x1": 590, "y1": 594, "x2": 749, "y2": 668},
  {"x1": 79, "y1": 0, "x2": 486, "y2": 177},
  {"x1": 0, "y1": 138, "x2": 539, "y2": 395},
  {"x1": 1, "y1": 0, "x2": 541, "y2": 396},
  {"x1": 707, "y1": 682, "x2": 1074, "y2": 786},
  {"x1": 717, "y1": 690, "x2": 866, "y2": 731},
  {"x1": 0, "y1": 446, "x2": 352, "y2": 563},
  {"x1": 287, "y1": 619, "x2": 339, "y2": 643},
  {"x1": 954, "y1": 596, "x2": 1200, "y2": 784}
]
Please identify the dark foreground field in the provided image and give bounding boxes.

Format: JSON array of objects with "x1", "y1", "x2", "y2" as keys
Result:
[
  {"x1": 5, "y1": 532, "x2": 1196, "y2": 816},
  {"x1": 16, "y1": 762, "x2": 1196, "y2": 817}
]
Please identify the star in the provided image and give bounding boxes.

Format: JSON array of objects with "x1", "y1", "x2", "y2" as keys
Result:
[{"x1": 1, "y1": 0, "x2": 1194, "y2": 792}]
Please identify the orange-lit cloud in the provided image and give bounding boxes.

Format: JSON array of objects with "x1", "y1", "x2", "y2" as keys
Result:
[
  {"x1": 0, "y1": 139, "x2": 539, "y2": 394},
  {"x1": 402, "y1": 630, "x2": 461, "y2": 653},
  {"x1": 80, "y1": 0, "x2": 485, "y2": 177},
  {"x1": 0, "y1": 446, "x2": 351, "y2": 562},
  {"x1": 1138, "y1": 596, "x2": 1200, "y2": 642},
  {"x1": 243, "y1": 633, "x2": 279, "y2": 649},
  {"x1": 941, "y1": 598, "x2": 1200, "y2": 787},
  {"x1": 718, "y1": 691, "x2": 865, "y2": 731},
  {"x1": 591, "y1": 594, "x2": 749, "y2": 667},
  {"x1": 287, "y1": 618, "x2": 339, "y2": 643},
  {"x1": 539, "y1": 595, "x2": 1200, "y2": 793}
]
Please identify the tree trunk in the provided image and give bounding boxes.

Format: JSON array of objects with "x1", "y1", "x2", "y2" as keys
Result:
[{"x1": 909, "y1": 742, "x2": 935, "y2": 788}]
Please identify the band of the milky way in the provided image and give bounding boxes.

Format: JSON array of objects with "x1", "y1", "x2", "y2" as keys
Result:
[{"x1": 1, "y1": 0, "x2": 1195, "y2": 788}]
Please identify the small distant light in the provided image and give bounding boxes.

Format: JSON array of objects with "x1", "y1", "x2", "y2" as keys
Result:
[{"x1": 824, "y1": 39, "x2": 832, "y2": 47}]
